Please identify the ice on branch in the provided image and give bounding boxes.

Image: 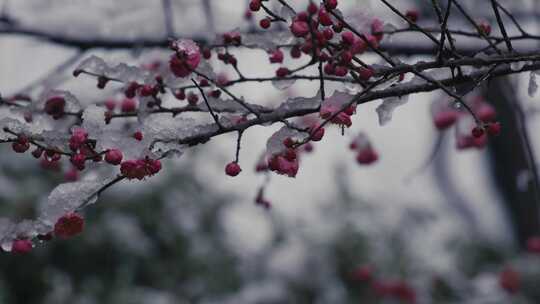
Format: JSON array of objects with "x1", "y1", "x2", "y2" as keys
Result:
[
  {"x1": 266, "y1": 126, "x2": 308, "y2": 157},
  {"x1": 0, "y1": 118, "x2": 39, "y2": 140},
  {"x1": 321, "y1": 91, "x2": 355, "y2": 110},
  {"x1": 80, "y1": 105, "x2": 147, "y2": 159},
  {"x1": 242, "y1": 31, "x2": 294, "y2": 51},
  {"x1": 319, "y1": 91, "x2": 357, "y2": 127},
  {"x1": 82, "y1": 105, "x2": 107, "y2": 138},
  {"x1": 79, "y1": 103, "x2": 193, "y2": 159},
  {"x1": 0, "y1": 175, "x2": 115, "y2": 251},
  {"x1": 40, "y1": 130, "x2": 71, "y2": 150},
  {"x1": 376, "y1": 96, "x2": 409, "y2": 126},
  {"x1": 408, "y1": 69, "x2": 451, "y2": 86},
  {"x1": 264, "y1": 126, "x2": 307, "y2": 178},
  {"x1": 0, "y1": 218, "x2": 47, "y2": 252},
  {"x1": 74, "y1": 55, "x2": 150, "y2": 84},
  {"x1": 38, "y1": 178, "x2": 112, "y2": 226},
  {"x1": 275, "y1": 94, "x2": 321, "y2": 114},
  {"x1": 143, "y1": 114, "x2": 199, "y2": 140},
  {"x1": 142, "y1": 114, "x2": 219, "y2": 157},
  {"x1": 79, "y1": 104, "x2": 205, "y2": 159},
  {"x1": 197, "y1": 96, "x2": 267, "y2": 114}
]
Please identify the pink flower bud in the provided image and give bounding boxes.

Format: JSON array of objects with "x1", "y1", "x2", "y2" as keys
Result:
[
  {"x1": 54, "y1": 212, "x2": 84, "y2": 239},
  {"x1": 45, "y1": 96, "x2": 66, "y2": 119},
  {"x1": 225, "y1": 162, "x2": 242, "y2": 176},
  {"x1": 105, "y1": 149, "x2": 123, "y2": 165},
  {"x1": 121, "y1": 98, "x2": 137, "y2": 113},
  {"x1": 290, "y1": 20, "x2": 310, "y2": 37},
  {"x1": 269, "y1": 49, "x2": 284, "y2": 64},
  {"x1": 12, "y1": 239, "x2": 32, "y2": 254}
]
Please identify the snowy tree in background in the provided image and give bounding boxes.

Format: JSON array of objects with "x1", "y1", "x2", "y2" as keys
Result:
[{"x1": 2, "y1": 0, "x2": 540, "y2": 302}]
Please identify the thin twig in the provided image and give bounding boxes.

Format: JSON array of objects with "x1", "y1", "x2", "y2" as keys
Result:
[
  {"x1": 77, "y1": 175, "x2": 126, "y2": 211},
  {"x1": 260, "y1": 3, "x2": 286, "y2": 22},
  {"x1": 234, "y1": 131, "x2": 243, "y2": 163},
  {"x1": 277, "y1": 0, "x2": 296, "y2": 15},
  {"x1": 451, "y1": 0, "x2": 503, "y2": 54},
  {"x1": 490, "y1": 0, "x2": 513, "y2": 52},
  {"x1": 329, "y1": 10, "x2": 396, "y2": 66},
  {"x1": 192, "y1": 70, "x2": 262, "y2": 118},
  {"x1": 379, "y1": 0, "x2": 460, "y2": 58},
  {"x1": 496, "y1": 1, "x2": 528, "y2": 36},
  {"x1": 168, "y1": 62, "x2": 540, "y2": 147},
  {"x1": 318, "y1": 60, "x2": 326, "y2": 101},
  {"x1": 191, "y1": 78, "x2": 224, "y2": 130}
]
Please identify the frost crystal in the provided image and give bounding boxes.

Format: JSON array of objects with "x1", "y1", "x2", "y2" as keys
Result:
[
  {"x1": 82, "y1": 105, "x2": 106, "y2": 137},
  {"x1": 376, "y1": 96, "x2": 409, "y2": 126}
]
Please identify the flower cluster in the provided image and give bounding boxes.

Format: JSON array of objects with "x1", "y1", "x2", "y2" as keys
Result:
[
  {"x1": 431, "y1": 96, "x2": 501, "y2": 150},
  {"x1": 120, "y1": 158, "x2": 162, "y2": 180},
  {"x1": 349, "y1": 132, "x2": 378, "y2": 165}
]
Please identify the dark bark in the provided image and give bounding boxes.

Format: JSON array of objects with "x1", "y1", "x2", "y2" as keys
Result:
[{"x1": 485, "y1": 77, "x2": 540, "y2": 246}]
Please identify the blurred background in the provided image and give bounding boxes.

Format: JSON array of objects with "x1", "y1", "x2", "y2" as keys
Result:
[{"x1": 1, "y1": 0, "x2": 540, "y2": 303}]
